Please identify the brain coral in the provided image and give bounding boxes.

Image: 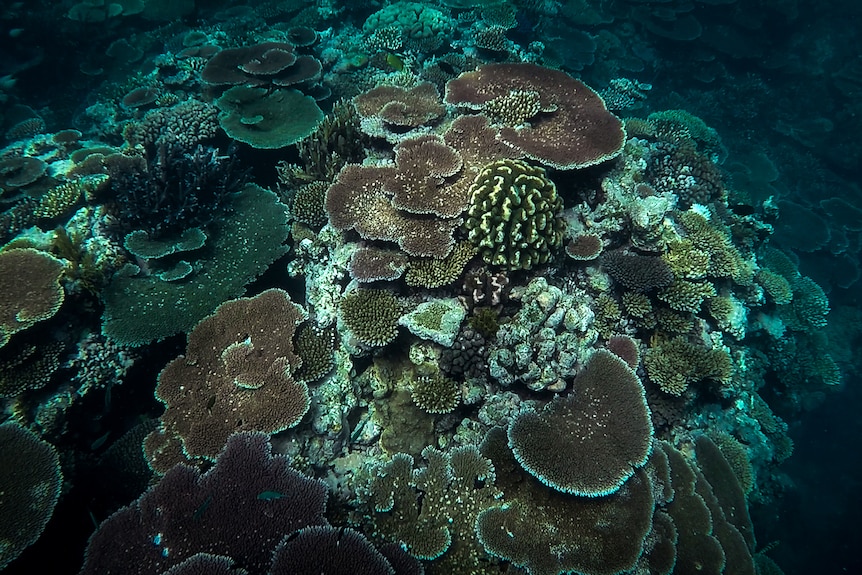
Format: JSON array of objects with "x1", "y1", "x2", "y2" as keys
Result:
[
  {"x1": 507, "y1": 349, "x2": 653, "y2": 496},
  {"x1": 464, "y1": 158, "x2": 565, "y2": 270}
]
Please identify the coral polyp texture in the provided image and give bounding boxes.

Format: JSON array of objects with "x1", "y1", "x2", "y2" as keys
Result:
[
  {"x1": 445, "y1": 62, "x2": 626, "y2": 169},
  {"x1": 153, "y1": 289, "x2": 309, "y2": 462},
  {"x1": 0, "y1": 422, "x2": 63, "y2": 570},
  {"x1": 81, "y1": 432, "x2": 329, "y2": 575},
  {"x1": 507, "y1": 349, "x2": 653, "y2": 496},
  {"x1": 0, "y1": 248, "x2": 66, "y2": 348}
]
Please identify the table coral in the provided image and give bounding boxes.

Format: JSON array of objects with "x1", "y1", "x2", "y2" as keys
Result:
[
  {"x1": 507, "y1": 349, "x2": 653, "y2": 496},
  {"x1": 0, "y1": 248, "x2": 66, "y2": 349},
  {"x1": 0, "y1": 422, "x2": 63, "y2": 571},
  {"x1": 445, "y1": 62, "x2": 625, "y2": 170},
  {"x1": 153, "y1": 289, "x2": 309, "y2": 461}
]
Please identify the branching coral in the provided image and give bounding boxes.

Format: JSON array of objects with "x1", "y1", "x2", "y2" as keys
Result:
[
  {"x1": 338, "y1": 288, "x2": 402, "y2": 348},
  {"x1": 644, "y1": 336, "x2": 733, "y2": 396}
]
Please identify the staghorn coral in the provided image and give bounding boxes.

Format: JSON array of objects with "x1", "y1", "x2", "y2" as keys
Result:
[
  {"x1": 0, "y1": 422, "x2": 63, "y2": 570},
  {"x1": 367, "y1": 444, "x2": 500, "y2": 567},
  {"x1": 81, "y1": 432, "x2": 329, "y2": 575},
  {"x1": 644, "y1": 335, "x2": 733, "y2": 396},
  {"x1": 756, "y1": 268, "x2": 793, "y2": 305},
  {"x1": 445, "y1": 62, "x2": 625, "y2": 170},
  {"x1": 464, "y1": 158, "x2": 565, "y2": 270},
  {"x1": 778, "y1": 275, "x2": 829, "y2": 332},
  {"x1": 152, "y1": 289, "x2": 309, "y2": 462},
  {"x1": 338, "y1": 288, "x2": 402, "y2": 348},
  {"x1": 0, "y1": 248, "x2": 66, "y2": 349},
  {"x1": 657, "y1": 278, "x2": 717, "y2": 313},
  {"x1": 507, "y1": 349, "x2": 653, "y2": 496}
]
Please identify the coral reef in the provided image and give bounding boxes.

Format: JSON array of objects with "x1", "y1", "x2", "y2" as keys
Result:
[
  {"x1": 464, "y1": 158, "x2": 565, "y2": 270},
  {"x1": 152, "y1": 289, "x2": 309, "y2": 463}
]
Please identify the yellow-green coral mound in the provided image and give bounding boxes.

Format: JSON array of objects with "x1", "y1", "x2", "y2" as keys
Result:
[
  {"x1": 644, "y1": 336, "x2": 733, "y2": 395},
  {"x1": 464, "y1": 158, "x2": 564, "y2": 270}
]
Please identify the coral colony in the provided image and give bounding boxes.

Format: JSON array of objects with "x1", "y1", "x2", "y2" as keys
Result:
[{"x1": 0, "y1": 1, "x2": 858, "y2": 575}]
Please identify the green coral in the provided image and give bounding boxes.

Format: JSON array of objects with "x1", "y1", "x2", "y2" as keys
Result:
[
  {"x1": 756, "y1": 268, "x2": 793, "y2": 305},
  {"x1": 464, "y1": 159, "x2": 565, "y2": 271},
  {"x1": 778, "y1": 275, "x2": 829, "y2": 331},
  {"x1": 339, "y1": 289, "x2": 401, "y2": 347},
  {"x1": 657, "y1": 279, "x2": 716, "y2": 313},
  {"x1": 398, "y1": 298, "x2": 466, "y2": 347},
  {"x1": 123, "y1": 227, "x2": 206, "y2": 260},
  {"x1": 404, "y1": 241, "x2": 477, "y2": 288},
  {"x1": 101, "y1": 184, "x2": 290, "y2": 346},
  {"x1": 468, "y1": 307, "x2": 500, "y2": 339},
  {"x1": 293, "y1": 322, "x2": 336, "y2": 382},
  {"x1": 411, "y1": 371, "x2": 460, "y2": 414},
  {"x1": 215, "y1": 86, "x2": 324, "y2": 149},
  {"x1": 644, "y1": 336, "x2": 733, "y2": 396},
  {"x1": 363, "y1": 1, "x2": 453, "y2": 51}
]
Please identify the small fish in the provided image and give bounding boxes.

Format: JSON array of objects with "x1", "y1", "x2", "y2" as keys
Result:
[
  {"x1": 257, "y1": 490, "x2": 287, "y2": 501},
  {"x1": 386, "y1": 52, "x2": 404, "y2": 72},
  {"x1": 193, "y1": 495, "x2": 212, "y2": 521},
  {"x1": 87, "y1": 508, "x2": 99, "y2": 530},
  {"x1": 90, "y1": 431, "x2": 110, "y2": 451}
]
